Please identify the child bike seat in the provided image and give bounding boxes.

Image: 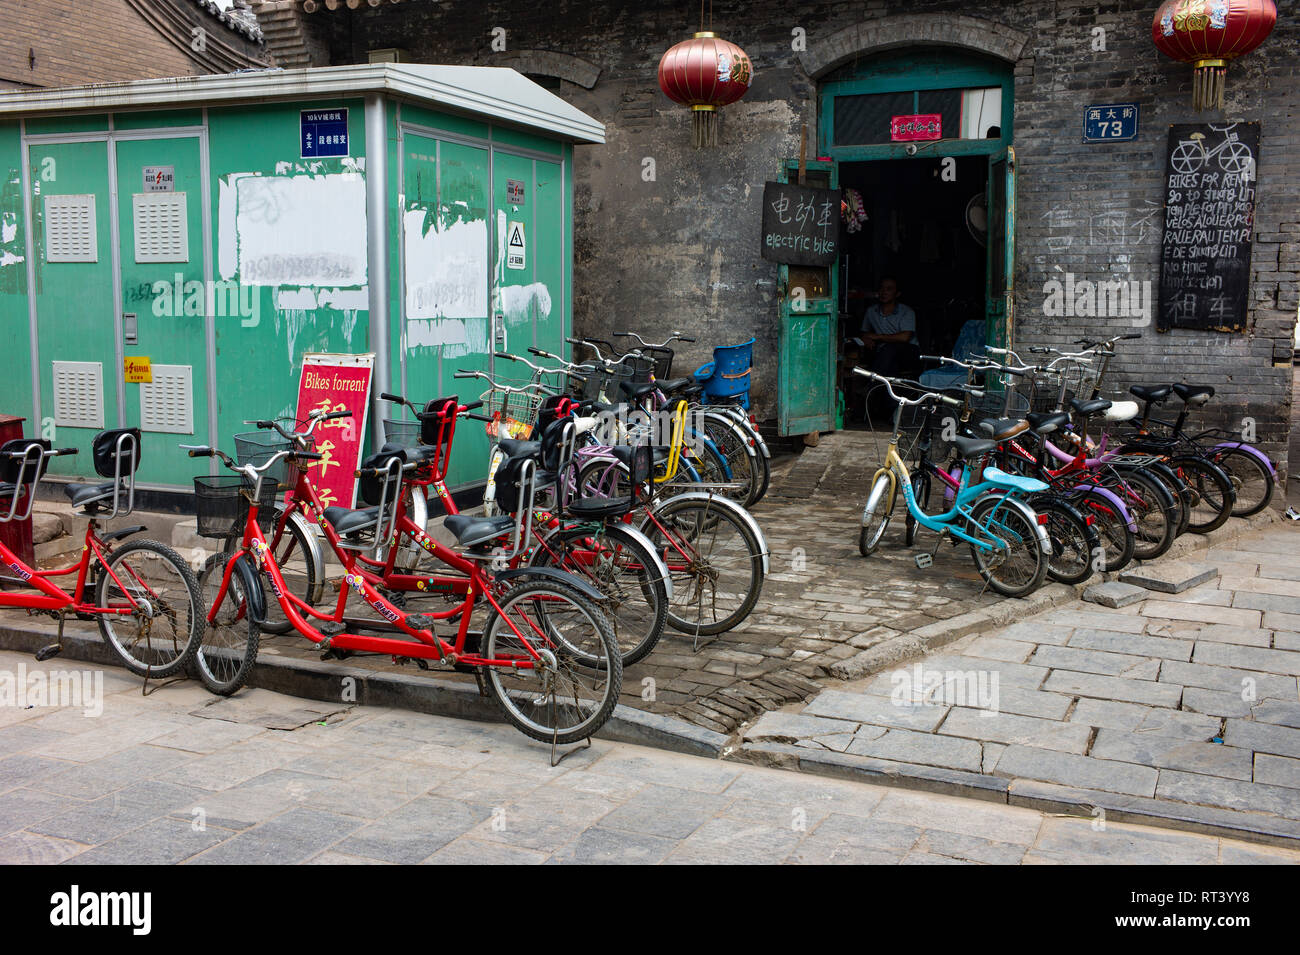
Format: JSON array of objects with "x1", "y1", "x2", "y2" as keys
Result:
[{"x1": 983, "y1": 466, "x2": 1049, "y2": 494}]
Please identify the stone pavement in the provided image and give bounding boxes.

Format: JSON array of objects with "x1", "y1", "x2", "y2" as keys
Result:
[
  {"x1": 1, "y1": 651, "x2": 1297, "y2": 865},
  {"x1": 740, "y1": 524, "x2": 1300, "y2": 844}
]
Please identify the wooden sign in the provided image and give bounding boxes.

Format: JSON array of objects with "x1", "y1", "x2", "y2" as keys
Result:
[
  {"x1": 1158, "y1": 122, "x2": 1259, "y2": 333},
  {"x1": 760, "y1": 181, "x2": 840, "y2": 268},
  {"x1": 123, "y1": 356, "x2": 152, "y2": 383}
]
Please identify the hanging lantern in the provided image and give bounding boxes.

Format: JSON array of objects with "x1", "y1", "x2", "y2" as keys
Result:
[
  {"x1": 658, "y1": 32, "x2": 753, "y2": 147},
  {"x1": 1151, "y1": 0, "x2": 1277, "y2": 111}
]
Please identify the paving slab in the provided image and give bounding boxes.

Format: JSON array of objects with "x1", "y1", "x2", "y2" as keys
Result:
[
  {"x1": 801, "y1": 690, "x2": 948, "y2": 732},
  {"x1": 993, "y1": 745, "x2": 1159, "y2": 798},
  {"x1": 1119, "y1": 562, "x2": 1219, "y2": 594},
  {"x1": 1043, "y1": 670, "x2": 1183, "y2": 708},
  {"x1": 1254, "y1": 754, "x2": 1300, "y2": 790},
  {"x1": 1140, "y1": 600, "x2": 1261, "y2": 628},
  {"x1": 1089, "y1": 729, "x2": 1253, "y2": 781},
  {"x1": 845, "y1": 727, "x2": 983, "y2": 773},
  {"x1": 1082, "y1": 581, "x2": 1147, "y2": 608},
  {"x1": 1223, "y1": 719, "x2": 1300, "y2": 760},
  {"x1": 1067, "y1": 628, "x2": 1193, "y2": 661},
  {"x1": 939, "y1": 707, "x2": 1091, "y2": 754}
]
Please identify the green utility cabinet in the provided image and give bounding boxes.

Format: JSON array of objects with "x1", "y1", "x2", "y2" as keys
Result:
[{"x1": 0, "y1": 65, "x2": 603, "y2": 492}]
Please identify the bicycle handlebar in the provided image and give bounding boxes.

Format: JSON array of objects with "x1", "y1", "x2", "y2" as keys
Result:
[{"x1": 852, "y1": 368, "x2": 962, "y2": 408}]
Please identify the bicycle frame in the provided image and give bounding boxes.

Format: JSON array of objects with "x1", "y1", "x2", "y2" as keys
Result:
[{"x1": 0, "y1": 521, "x2": 148, "y2": 618}]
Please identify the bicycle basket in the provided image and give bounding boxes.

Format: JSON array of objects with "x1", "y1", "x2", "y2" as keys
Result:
[
  {"x1": 481, "y1": 377, "x2": 544, "y2": 440},
  {"x1": 193, "y1": 474, "x2": 280, "y2": 539},
  {"x1": 581, "y1": 363, "x2": 634, "y2": 403},
  {"x1": 382, "y1": 418, "x2": 422, "y2": 448},
  {"x1": 233, "y1": 430, "x2": 313, "y2": 490},
  {"x1": 625, "y1": 354, "x2": 659, "y2": 385}
]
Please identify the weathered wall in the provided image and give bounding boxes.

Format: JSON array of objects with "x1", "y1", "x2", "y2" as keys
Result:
[{"x1": 307, "y1": 0, "x2": 1299, "y2": 472}]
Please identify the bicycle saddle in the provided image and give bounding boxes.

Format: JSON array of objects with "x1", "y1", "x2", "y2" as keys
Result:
[
  {"x1": 951, "y1": 435, "x2": 999, "y2": 458},
  {"x1": 1025, "y1": 411, "x2": 1069, "y2": 434},
  {"x1": 1129, "y1": 385, "x2": 1172, "y2": 403},
  {"x1": 322, "y1": 505, "x2": 382, "y2": 537},
  {"x1": 443, "y1": 514, "x2": 516, "y2": 548},
  {"x1": 977, "y1": 417, "x2": 1029, "y2": 440},
  {"x1": 497, "y1": 438, "x2": 540, "y2": 459},
  {"x1": 655, "y1": 377, "x2": 696, "y2": 395},
  {"x1": 1070, "y1": 397, "x2": 1111, "y2": 416},
  {"x1": 618, "y1": 380, "x2": 661, "y2": 402},
  {"x1": 1103, "y1": 401, "x2": 1139, "y2": 422},
  {"x1": 63, "y1": 481, "x2": 130, "y2": 513},
  {"x1": 1172, "y1": 383, "x2": 1215, "y2": 406}
]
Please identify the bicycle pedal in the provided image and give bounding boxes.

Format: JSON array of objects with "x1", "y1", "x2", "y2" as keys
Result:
[
  {"x1": 913, "y1": 553, "x2": 934, "y2": 569},
  {"x1": 318, "y1": 621, "x2": 347, "y2": 637},
  {"x1": 34, "y1": 644, "x2": 62, "y2": 662},
  {"x1": 405, "y1": 614, "x2": 436, "y2": 631}
]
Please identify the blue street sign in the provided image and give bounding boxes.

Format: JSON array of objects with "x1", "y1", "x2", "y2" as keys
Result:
[
  {"x1": 1083, "y1": 103, "x2": 1139, "y2": 143},
  {"x1": 301, "y1": 108, "x2": 349, "y2": 158}
]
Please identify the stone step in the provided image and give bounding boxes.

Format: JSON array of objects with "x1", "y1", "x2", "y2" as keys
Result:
[
  {"x1": 1082, "y1": 580, "x2": 1148, "y2": 608},
  {"x1": 1119, "y1": 561, "x2": 1219, "y2": 595}
]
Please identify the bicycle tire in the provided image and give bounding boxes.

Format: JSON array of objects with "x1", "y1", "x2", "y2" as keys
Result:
[
  {"x1": 95, "y1": 539, "x2": 203, "y2": 679},
  {"x1": 225, "y1": 506, "x2": 318, "y2": 635},
  {"x1": 1069, "y1": 487, "x2": 1135, "y2": 574},
  {"x1": 1109, "y1": 468, "x2": 1177, "y2": 561},
  {"x1": 528, "y1": 523, "x2": 668, "y2": 666},
  {"x1": 479, "y1": 581, "x2": 621, "y2": 745},
  {"x1": 1209, "y1": 446, "x2": 1273, "y2": 517},
  {"x1": 859, "y1": 472, "x2": 895, "y2": 557},
  {"x1": 1168, "y1": 455, "x2": 1233, "y2": 534},
  {"x1": 701, "y1": 414, "x2": 761, "y2": 506},
  {"x1": 1033, "y1": 495, "x2": 1100, "y2": 585},
  {"x1": 191, "y1": 552, "x2": 261, "y2": 696},
  {"x1": 967, "y1": 496, "x2": 1047, "y2": 598},
  {"x1": 904, "y1": 470, "x2": 930, "y2": 548},
  {"x1": 643, "y1": 495, "x2": 765, "y2": 636}
]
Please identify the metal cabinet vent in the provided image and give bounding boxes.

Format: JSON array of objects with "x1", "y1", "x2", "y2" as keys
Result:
[
  {"x1": 132, "y1": 192, "x2": 189, "y2": 263},
  {"x1": 44, "y1": 194, "x2": 98, "y2": 262},
  {"x1": 140, "y1": 364, "x2": 194, "y2": 434},
  {"x1": 51, "y1": 361, "x2": 104, "y2": 429}
]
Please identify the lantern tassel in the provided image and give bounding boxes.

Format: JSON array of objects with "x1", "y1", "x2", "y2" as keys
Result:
[
  {"x1": 692, "y1": 107, "x2": 718, "y2": 148},
  {"x1": 1193, "y1": 59, "x2": 1227, "y2": 111}
]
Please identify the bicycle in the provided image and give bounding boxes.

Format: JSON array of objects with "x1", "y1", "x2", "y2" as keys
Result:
[
  {"x1": 0, "y1": 429, "x2": 203, "y2": 679},
  {"x1": 187, "y1": 440, "x2": 622, "y2": 760},
  {"x1": 855, "y1": 370, "x2": 1051, "y2": 598}
]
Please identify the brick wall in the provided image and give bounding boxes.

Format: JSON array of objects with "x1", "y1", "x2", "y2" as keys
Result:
[
  {"x1": 308, "y1": 0, "x2": 1299, "y2": 477},
  {"x1": 0, "y1": 0, "x2": 267, "y2": 89}
]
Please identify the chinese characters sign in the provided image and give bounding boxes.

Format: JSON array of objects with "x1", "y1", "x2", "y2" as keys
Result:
[
  {"x1": 890, "y1": 114, "x2": 941, "y2": 142},
  {"x1": 1158, "y1": 122, "x2": 1258, "y2": 333},
  {"x1": 290, "y1": 353, "x2": 374, "y2": 509},
  {"x1": 760, "y1": 181, "x2": 840, "y2": 268},
  {"x1": 301, "y1": 109, "x2": 349, "y2": 158},
  {"x1": 1083, "y1": 103, "x2": 1139, "y2": 143}
]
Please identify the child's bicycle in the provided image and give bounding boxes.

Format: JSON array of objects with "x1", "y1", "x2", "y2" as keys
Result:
[
  {"x1": 0, "y1": 429, "x2": 203, "y2": 677},
  {"x1": 186, "y1": 439, "x2": 622, "y2": 760},
  {"x1": 855, "y1": 370, "x2": 1051, "y2": 598}
]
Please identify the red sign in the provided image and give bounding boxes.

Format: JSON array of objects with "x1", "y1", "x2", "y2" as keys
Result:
[
  {"x1": 291, "y1": 353, "x2": 373, "y2": 510},
  {"x1": 891, "y1": 114, "x2": 942, "y2": 141}
]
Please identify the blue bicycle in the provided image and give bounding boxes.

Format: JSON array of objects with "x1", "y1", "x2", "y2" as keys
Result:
[{"x1": 856, "y1": 370, "x2": 1051, "y2": 598}]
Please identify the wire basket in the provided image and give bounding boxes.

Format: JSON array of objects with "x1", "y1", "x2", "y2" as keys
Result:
[
  {"x1": 193, "y1": 474, "x2": 280, "y2": 539},
  {"x1": 625, "y1": 354, "x2": 659, "y2": 385},
  {"x1": 969, "y1": 387, "x2": 1030, "y2": 420},
  {"x1": 480, "y1": 378, "x2": 546, "y2": 440},
  {"x1": 233, "y1": 431, "x2": 312, "y2": 490},
  {"x1": 383, "y1": 418, "x2": 422, "y2": 448},
  {"x1": 580, "y1": 362, "x2": 634, "y2": 403}
]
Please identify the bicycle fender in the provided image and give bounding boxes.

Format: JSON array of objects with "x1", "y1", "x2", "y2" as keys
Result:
[
  {"x1": 640, "y1": 491, "x2": 771, "y2": 575},
  {"x1": 232, "y1": 553, "x2": 268, "y2": 626},
  {"x1": 284, "y1": 507, "x2": 327, "y2": 605},
  {"x1": 1211, "y1": 441, "x2": 1277, "y2": 477},
  {"x1": 100, "y1": 524, "x2": 146, "y2": 545},
  {"x1": 1072, "y1": 484, "x2": 1138, "y2": 533},
  {"x1": 491, "y1": 566, "x2": 609, "y2": 604},
  {"x1": 718, "y1": 407, "x2": 769, "y2": 457},
  {"x1": 865, "y1": 467, "x2": 896, "y2": 519},
  {"x1": 609, "y1": 522, "x2": 674, "y2": 601},
  {"x1": 984, "y1": 495, "x2": 1052, "y2": 555},
  {"x1": 702, "y1": 412, "x2": 759, "y2": 462}
]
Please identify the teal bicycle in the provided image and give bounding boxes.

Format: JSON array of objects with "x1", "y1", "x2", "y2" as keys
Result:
[{"x1": 856, "y1": 370, "x2": 1051, "y2": 598}]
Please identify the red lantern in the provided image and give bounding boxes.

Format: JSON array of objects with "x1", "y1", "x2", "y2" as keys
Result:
[
  {"x1": 658, "y1": 32, "x2": 753, "y2": 147},
  {"x1": 1151, "y1": 0, "x2": 1277, "y2": 110}
]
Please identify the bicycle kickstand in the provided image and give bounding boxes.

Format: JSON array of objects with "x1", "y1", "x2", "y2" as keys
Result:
[
  {"x1": 549, "y1": 688, "x2": 592, "y2": 769},
  {"x1": 34, "y1": 611, "x2": 66, "y2": 662}
]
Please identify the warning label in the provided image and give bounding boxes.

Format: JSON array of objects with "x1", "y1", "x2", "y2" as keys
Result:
[{"x1": 506, "y1": 221, "x2": 526, "y2": 270}]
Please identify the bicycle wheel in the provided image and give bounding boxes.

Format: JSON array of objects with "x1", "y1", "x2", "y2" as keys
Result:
[
  {"x1": 1109, "y1": 468, "x2": 1176, "y2": 561},
  {"x1": 859, "y1": 472, "x2": 896, "y2": 557},
  {"x1": 1033, "y1": 495, "x2": 1099, "y2": 585},
  {"x1": 904, "y1": 470, "x2": 930, "y2": 548},
  {"x1": 225, "y1": 506, "x2": 318, "y2": 635},
  {"x1": 191, "y1": 553, "x2": 261, "y2": 696},
  {"x1": 1152, "y1": 461, "x2": 1192, "y2": 537},
  {"x1": 701, "y1": 415, "x2": 761, "y2": 505},
  {"x1": 95, "y1": 539, "x2": 202, "y2": 678},
  {"x1": 642, "y1": 495, "x2": 765, "y2": 636},
  {"x1": 967, "y1": 496, "x2": 1047, "y2": 598},
  {"x1": 529, "y1": 523, "x2": 668, "y2": 665},
  {"x1": 1070, "y1": 488, "x2": 1135, "y2": 574},
  {"x1": 479, "y1": 581, "x2": 621, "y2": 745},
  {"x1": 1210, "y1": 446, "x2": 1273, "y2": 517},
  {"x1": 684, "y1": 431, "x2": 748, "y2": 504},
  {"x1": 1169, "y1": 456, "x2": 1233, "y2": 534}
]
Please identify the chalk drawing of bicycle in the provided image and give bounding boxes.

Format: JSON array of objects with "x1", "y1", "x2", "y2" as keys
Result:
[{"x1": 1170, "y1": 127, "x2": 1254, "y2": 177}]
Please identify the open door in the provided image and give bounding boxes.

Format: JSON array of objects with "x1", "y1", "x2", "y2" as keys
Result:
[
  {"x1": 776, "y1": 159, "x2": 839, "y2": 437},
  {"x1": 985, "y1": 147, "x2": 1016, "y2": 349}
]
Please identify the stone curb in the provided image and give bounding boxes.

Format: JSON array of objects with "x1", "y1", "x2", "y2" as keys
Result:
[
  {"x1": 727, "y1": 740, "x2": 1300, "y2": 848},
  {"x1": 0, "y1": 618, "x2": 727, "y2": 760}
]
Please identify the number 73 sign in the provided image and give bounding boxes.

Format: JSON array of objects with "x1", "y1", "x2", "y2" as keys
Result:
[{"x1": 1083, "y1": 103, "x2": 1139, "y2": 143}]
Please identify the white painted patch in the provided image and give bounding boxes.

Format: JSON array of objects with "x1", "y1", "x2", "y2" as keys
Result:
[
  {"x1": 0, "y1": 251, "x2": 23, "y2": 267},
  {"x1": 217, "y1": 176, "x2": 238, "y2": 280},
  {"x1": 499, "y1": 282, "x2": 552, "y2": 324},
  {"x1": 234, "y1": 173, "x2": 367, "y2": 287},
  {"x1": 275, "y1": 288, "x2": 318, "y2": 310},
  {"x1": 407, "y1": 317, "x2": 489, "y2": 359},
  {"x1": 403, "y1": 209, "x2": 487, "y2": 321},
  {"x1": 319, "y1": 288, "x2": 369, "y2": 311},
  {"x1": 2, "y1": 220, "x2": 16, "y2": 243}
]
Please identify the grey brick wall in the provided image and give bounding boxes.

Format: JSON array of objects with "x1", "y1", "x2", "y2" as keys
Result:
[{"x1": 313, "y1": 0, "x2": 1298, "y2": 477}]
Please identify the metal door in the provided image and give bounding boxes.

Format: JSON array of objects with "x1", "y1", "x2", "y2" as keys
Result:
[{"x1": 986, "y1": 146, "x2": 1016, "y2": 349}]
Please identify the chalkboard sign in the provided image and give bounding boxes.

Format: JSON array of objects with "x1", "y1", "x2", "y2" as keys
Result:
[
  {"x1": 761, "y1": 181, "x2": 840, "y2": 267},
  {"x1": 1158, "y1": 122, "x2": 1259, "y2": 333}
]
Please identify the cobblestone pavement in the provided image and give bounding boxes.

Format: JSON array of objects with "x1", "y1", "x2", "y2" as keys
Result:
[
  {"x1": 741, "y1": 525, "x2": 1300, "y2": 841},
  {"x1": 257, "y1": 431, "x2": 1062, "y2": 734},
  {"x1": 1, "y1": 652, "x2": 1297, "y2": 865}
]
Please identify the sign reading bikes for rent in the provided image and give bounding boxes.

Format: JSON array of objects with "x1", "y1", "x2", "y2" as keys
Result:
[{"x1": 290, "y1": 353, "x2": 374, "y2": 510}]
